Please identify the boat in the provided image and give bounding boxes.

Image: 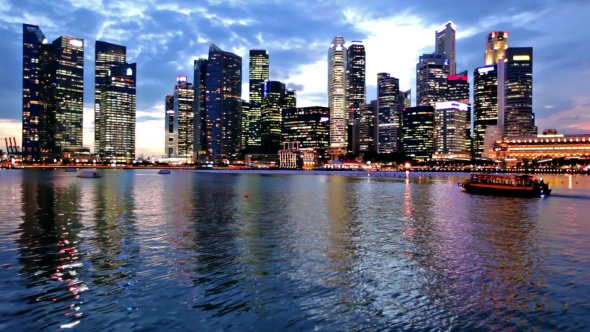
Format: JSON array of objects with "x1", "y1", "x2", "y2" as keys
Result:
[
  {"x1": 65, "y1": 168, "x2": 77, "y2": 172},
  {"x1": 158, "y1": 169, "x2": 171, "y2": 174},
  {"x1": 77, "y1": 170, "x2": 102, "y2": 178},
  {"x1": 459, "y1": 173, "x2": 551, "y2": 197}
]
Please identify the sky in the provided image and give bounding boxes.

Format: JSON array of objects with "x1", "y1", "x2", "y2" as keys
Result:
[{"x1": 1, "y1": 0, "x2": 589, "y2": 157}]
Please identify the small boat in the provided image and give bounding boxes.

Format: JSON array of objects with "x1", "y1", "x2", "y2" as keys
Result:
[
  {"x1": 158, "y1": 169, "x2": 171, "y2": 174},
  {"x1": 459, "y1": 173, "x2": 551, "y2": 197},
  {"x1": 65, "y1": 168, "x2": 77, "y2": 172},
  {"x1": 77, "y1": 170, "x2": 102, "y2": 178}
]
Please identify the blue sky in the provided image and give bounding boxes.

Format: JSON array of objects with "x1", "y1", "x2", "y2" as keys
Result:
[{"x1": 0, "y1": 0, "x2": 589, "y2": 156}]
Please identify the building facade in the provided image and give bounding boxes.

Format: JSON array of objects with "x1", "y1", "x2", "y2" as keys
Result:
[
  {"x1": 485, "y1": 31, "x2": 508, "y2": 66},
  {"x1": 98, "y1": 63, "x2": 136, "y2": 162},
  {"x1": 173, "y1": 76, "x2": 194, "y2": 158},
  {"x1": 282, "y1": 106, "x2": 330, "y2": 156},
  {"x1": 241, "y1": 100, "x2": 250, "y2": 153},
  {"x1": 328, "y1": 36, "x2": 348, "y2": 153},
  {"x1": 205, "y1": 43, "x2": 242, "y2": 162},
  {"x1": 402, "y1": 105, "x2": 435, "y2": 161},
  {"x1": 261, "y1": 80, "x2": 294, "y2": 155},
  {"x1": 435, "y1": 21, "x2": 456, "y2": 75},
  {"x1": 504, "y1": 47, "x2": 536, "y2": 137},
  {"x1": 193, "y1": 58, "x2": 207, "y2": 162},
  {"x1": 473, "y1": 65, "x2": 498, "y2": 156},
  {"x1": 434, "y1": 101, "x2": 469, "y2": 155},
  {"x1": 164, "y1": 94, "x2": 174, "y2": 157},
  {"x1": 248, "y1": 50, "x2": 269, "y2": 154},
  {"x1": 94, "y1": 41, "x2": 126, "y2": 154},
  {"x1": 493, "y1": 133, "x2": 590, "y2": 162},
  {"x1": 355, "y1": 101, "x2": 377, "y2": 153},
  {"x1": 377, "y1": 73, "x2": 402, "y2": 153},
  {"x1": 446, "y1": 71, "x2": 471, "y2": 153},
  {"x1": 416, "y1": 53, "x2": 450, "y2": 106},
  {"x1": 346, "y1": 41, "x2": 365, "y2": 121}
]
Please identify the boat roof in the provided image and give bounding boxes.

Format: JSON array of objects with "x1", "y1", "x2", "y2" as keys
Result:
[{"x1": 470, "y1": 173, "x2": 536, "y2": 179}]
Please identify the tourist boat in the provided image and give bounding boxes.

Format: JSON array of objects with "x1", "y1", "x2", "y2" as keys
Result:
[
  {"x1": 459, "y1": 173, "x2": 551, "y2": 197},
  {"x1": 158, "y1": 169, "x2": 171, "y2": 174},
  {"x1": 65, "y1": 168, "x2": 77, "y2": 172},
  {"x1": 77, "y1": 170, "x2": 102, "y2": 178}
]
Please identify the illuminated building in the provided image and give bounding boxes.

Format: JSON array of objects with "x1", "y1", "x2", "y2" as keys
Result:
[
  {"x1": 241, "y1": 100, "x2": 249, "y2": 153},
  {"x1": 473, "y1": 65, "x2": 498, "y2": 156},
  {"x1": 328, "y1": 36, "x2": 348, "y2": 155},
  {"x1": 172, "y1": 76, "x2": 194, "y2": 158},
  {"x1": 282, "y1": 106, "x2": 330, "y2": 157},
  {"x1": 434, "y1": 101, "x2": 469, "y2": 155},
  {"x1": 205, "y1": 43, "x2": 242, "y2": 162},
  {"x1": 164, "y1": 94, "x2": 174, "y2": 157},
  {"x1": 435, "y1": 21, "x2": 456, "y2": 75},
  {"x1": 485, "y1": 31, "x2": 508, "y2": 65},
  {"x1": 278, "y1": 141, "x2": 316, "y2": 169},
  {"x1": 98, "y1": 63, "x2": 136, "y2": 162},
  {"x1": 346, "y1": 41, "x2": 365, "y2": 121},
  {"x1": 52, "y1": 36, "x2": 84, "y2": 151},
  {"x1": 402, "y1": 105, "x2": 435, "y2": 161},
  {"x1": 354, "y1": 101, "x2": 377, "y2": 153},
  {"x1": 377, "y1": 73, "x2": 403, "y2": 153},
  {"x1": 22, "y1": 24, "x2": 47, "y2": 161},
  {"x1": 261, "y1": 80, "x2": 295, "y2": 155},
  {"x1": 193, "y1": 58, "x2": 207, "y2": 162},
  {"x1": 493, "y1": 133, "x2": 590, "y2": 162},
  {"x1": 399, "y1": 90, "x2": 411, "y2": 108},
  {"x1": 94, "y1": 41, "x2": 126, "y2": 154},
  {"x1": 446, "y1": 71, "x2": 471, "y2": 153},
  {"x1": 248, "y1": 50, "x2": 269, "y2": 154},
  {"x1": 504, "y1": 47, "x2": 536, "y2": 137},
  {"x1": 416, "y1": 53, "x2": 450, "y2": 106}
]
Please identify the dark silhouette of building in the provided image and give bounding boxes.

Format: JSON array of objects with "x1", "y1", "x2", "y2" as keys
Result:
[{"x1": 402, "y1": 105, "x2": 435, "y2": 161}]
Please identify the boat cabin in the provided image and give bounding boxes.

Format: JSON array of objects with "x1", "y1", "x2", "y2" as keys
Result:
[{"x1": 469, "y1": 174, "x2": 537, "y2": 187}]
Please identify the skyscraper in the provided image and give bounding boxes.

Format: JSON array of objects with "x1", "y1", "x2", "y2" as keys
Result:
[
  {"x1": 241, "y1": 100, "x2": 250, "y2": 153},
  {"x1": 328, "y1": 36, "x2": 347, "y2": 155},
  {"x1": 94, "y1": 41, "x2": 126, "y2": 154},
  {"x1": 173, "y1": 76, "x2": 194, "y2": 158},
  {"x1": 485, "y1": 31, "x2": 508, "y2": 66},
  {"x1": 402, "y1": 105, "x2": 436, "y2": 161},
  {"x1": 346, "y1": 41, "x2": 365, "y2": 121},
  {"x1": 98, "y1": 63, "x2": 136, "y2": 162},
  {"x1": 193, "y1": 58, "x2": 207, "y2": 161},
  {"x1": 416, "y1": 53, "x2": 450, "y2": 106},
  {"x1": 504, "y1": 47, "x2": 536, "y2": 136},
  {"x1": 434, "y1": 101, "x2": 469, "y2": 155},
  {"x1": 22, "y1": 24, "x2": 47, "y2": 161},
  {"x1": 435, "y1": 21, "x2": 456, "y2": 75},
  {"x1": 52, "y1": 36, "x2": 84, "y2": 150},
  {"x1": 205, "y1": 43, "x2": 242, "y2": 162},
  {"x1": 355, "y1": 101, "x2": 378, "y2": 153},
  {"x1": 447, "y1": 71, "x2": 471, "y2": 153},
  {"x1": 164, "y1": 94, "x2": 174, "y2": 157},
  {"x1": 377, "y1": 73, "x2": 401, "y2": 153},
  {"x1": 261, "y1": 80, "x2": 292, "y2": 155},
  {"x1": 282, "y1": 106, "x2": 330, "y2": 153},
  {"x1": 248, "y1": 50, "x2": 269, "y2": 154},
  {"x1": 473, "y1": 65, "x2": 498, "y2": 156}
]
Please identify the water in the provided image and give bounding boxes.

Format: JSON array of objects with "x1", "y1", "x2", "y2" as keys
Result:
[{"x1": 0, "y1": 169, "x2": 589, "y2": 331}]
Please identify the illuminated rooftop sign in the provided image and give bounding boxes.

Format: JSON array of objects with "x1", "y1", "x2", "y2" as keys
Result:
[
  {"x1": 477, "y1": 66, "x2": 495, "y2": 73},
  {"x1": 435, "y1": 101, "x2": 469, "y2": 111},
  {"x1": 68, "y1": 39, "x2": 83, "y2": 47},
  {"x1": 177, "y1": 75, "x2": 187, "y2": 82},
  {"x1": 320, "y1": 117, "x2": 329, "y2": 122},
  {"x1": 512, "y1": 55, "x2": 530, "y2": 61}
]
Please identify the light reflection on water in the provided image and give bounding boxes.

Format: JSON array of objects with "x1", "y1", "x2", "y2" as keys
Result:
[{"x1": 0, "y1": 169, "x2": 589, "y2": 331}]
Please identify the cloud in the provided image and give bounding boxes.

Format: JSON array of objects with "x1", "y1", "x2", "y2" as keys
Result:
[
  {"x1": 536, "y1": 99, "x2": 590, "y2": 134},
  {"x1": 0, "y1": 0, "x2": 589, "y2": 156}
]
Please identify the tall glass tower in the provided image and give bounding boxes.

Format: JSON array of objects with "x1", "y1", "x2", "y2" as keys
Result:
[
  {"x1": 94, "y1": 41, "x2": 126, "y2": 154},
  {"x1": 205, "y1": 43, "x2": 242, "y2": 162},
  {"x1": 346, "y1": 41, "x2": 365, "y2": 121},
  {"x1": 328, "y1": 36, "x2": 347, "y2": 154},
  {"x1": 248, "y1": 50, "x2": 269, "y2": 154},
  {"x1": 485, "y1": 31, "x2": 508, "y2": 66},
  {"x1": 435, "y1": 21, "x2": 456, "y2": 75},
  {"x1": 377, "y1": 73, "x2": 401, "y2": 153}
]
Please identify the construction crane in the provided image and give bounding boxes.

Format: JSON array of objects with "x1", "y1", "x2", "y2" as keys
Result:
[{"x1": 4, "y1": 137, "x2": 21, "y2": 155}]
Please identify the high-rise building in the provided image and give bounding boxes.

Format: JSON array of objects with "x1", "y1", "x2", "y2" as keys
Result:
[
  {"x1": 473, "y1": 65, "x2": 498, "y2": 156},
  {"x1": 98, "y1": 63, "x2": 136, "y2": 162},
  {"x1": 399, "y1": 90, "x2": 411, "y2": 108},
  {"x1": 205, "y1": 43, "x2": 242, "y2": 162},
  {"x1": 355, "y1": 101, "x2": 378, "y2": 153},
  {"x1": 248, "y1": 50, "x2": 269, "y2": 154},
  {"x1": 416, "y1": 53, "x2": 450, "y2": 106},
  {"x1": 402, "y1": 105, "x2": 436, "y2": 161},
  {"x1": 485, "y1": 31, "x2": 508, "y2": 66},
  {"x1": 164, "y1": 94, "x2": 174, "y2": 157},
  {"x1": 435, "y1": 21, "x2": 456, "y2": 75},
  {"x1": 261, "y1": 80, "x2": 295, "y2": 155},
  {"x1": 94, "y1": 41, "x2": 126, "y2": 154},
  {"x1": 434, "y1": 101, "x2": 469, "y2": 155},
  {"x1": 282, "y1": 106, "x2": 330, "y2": 156},
  {"x1": 447, "y1": 71, "x2": 471, "y2": 153},
  {"x1": 172, "y1": 76, "x2": 194, "y2": 158},
  {"x1": 346, "y1": 41, "x2": 365, "y2": 121},
  {"x1": 504, "y1": 47, "x2": 536, "y2": 137},
  {"x1": 52, "y1": 36, "x2": 85, "y2": 151},
  {"x1": 377, "y1": 73, "x2": 402, "y2": 153},
  {"x1": 241, "y1": 100, "x2": 250, "y2": 153},
  {"x1": 22, "y1": 24, "x2": 47, "y2": 161},
  {"x1": 193, "y1": 58, "x2": 207, "y2": 161},
  {"x1": 328, "y1": 36, "x2": 348, "y2": 154}
]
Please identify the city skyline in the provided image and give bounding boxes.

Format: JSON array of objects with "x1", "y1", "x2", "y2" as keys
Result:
[{"x1": 1, "y1": 0, "x2": 589, "y2": 156}]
